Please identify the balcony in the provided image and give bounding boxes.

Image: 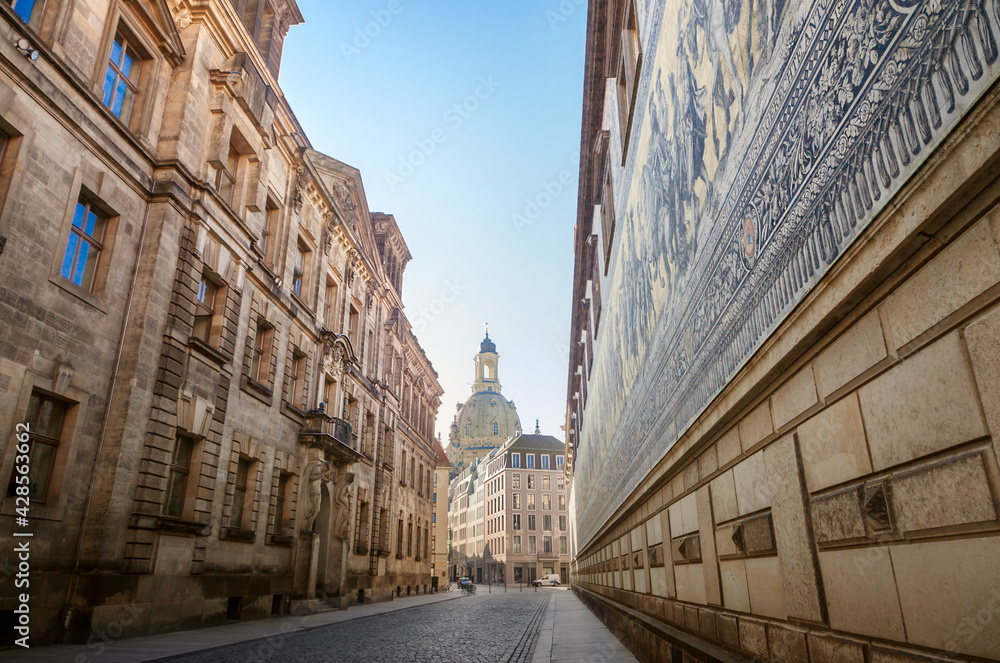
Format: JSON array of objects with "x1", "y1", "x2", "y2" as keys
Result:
[{"x1": 299, "y1": 408, "x2": 362, "y2": 464}]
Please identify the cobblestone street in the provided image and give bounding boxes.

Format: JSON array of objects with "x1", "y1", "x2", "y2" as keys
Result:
[{"x1": 168, "y1": 589, "x2": 551, "y2": 663}]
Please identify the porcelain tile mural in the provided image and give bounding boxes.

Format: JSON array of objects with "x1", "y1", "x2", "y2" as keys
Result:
[{"x1": 576, "y1": 0, "x2": 1000, "y2": 546}]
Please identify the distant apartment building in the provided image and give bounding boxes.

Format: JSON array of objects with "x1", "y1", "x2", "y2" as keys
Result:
[
  {"x1": 431, "y1": 438, "x2": 450, "y2": 590},
  {"x1": 449, "y1": 428, "x2": 570, "y2": 585}
]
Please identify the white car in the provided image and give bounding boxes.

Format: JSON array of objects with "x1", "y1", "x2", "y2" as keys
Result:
[{"x1": 532, "y1": 574, "x2": 561, "y2": 587}]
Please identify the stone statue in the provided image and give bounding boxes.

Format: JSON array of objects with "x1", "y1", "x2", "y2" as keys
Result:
[
  {"x1": 332, "y1": 470, "x2": 355, "y2": 540},
  {"x1": 302, "y1": 459, "x2": 332, "y2": 532}
]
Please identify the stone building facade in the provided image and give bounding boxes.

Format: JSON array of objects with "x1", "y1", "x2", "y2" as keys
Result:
[
  {"x1": 431, "y1": 438, "x2": 450, "y2": 590},
  {"x1": 449, "y1": 431, "x2": 570, "y2": 585},
  {"x1": 0, "y1": 0, "x2": 441, "y2": 646},
  {"x1": 446, "y1": 334, "x2": 521, "y2": 477},
  {"x1": 566, "y1": 0, "x2": 1000, "y2": 662}
]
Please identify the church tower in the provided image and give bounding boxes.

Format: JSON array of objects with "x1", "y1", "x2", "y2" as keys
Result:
[{"x1": 447, "y1": 331, "x2": 522, "y2": 476}]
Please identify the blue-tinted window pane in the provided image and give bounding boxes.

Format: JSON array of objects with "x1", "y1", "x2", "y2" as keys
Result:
[
  {"x1": 120, "y1": 50, "x2": 133, "y2": 78},
  {"x1": 13, "y1": 0, "x2": 35, "y2": 24},
  {"x1": 102, "y1": 67, "x2": 117, "y2": 107},
  {"x1": 112, "y1": 79, "x2": 127, "y2": 117},
  {"x1": 72, "y1": 202, "x2": 86, "y2": 229},
  {"x1": 72, "y1": 243, "x2": 92, "y2": 287},
  {"x1": 60, "y1": 233, "x2": 79, "y2": 280},
  {"x1": 110, "y1": 39, "x2": 123, "y2": 67},
  {"x1": 84, "y1": 210, "x2": 98, "y2": 236}
]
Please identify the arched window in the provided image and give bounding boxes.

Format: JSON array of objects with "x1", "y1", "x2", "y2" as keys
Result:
[
  {"x1": 465, "y1": 423, "x2": 471, "y2": 436},
  {"x1": 493, "y1": 421, "x2": 499, "y2": 435}
]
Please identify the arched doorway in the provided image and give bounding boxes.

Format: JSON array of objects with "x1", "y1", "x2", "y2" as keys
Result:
[{"x1": 316, "y1": 483, "x2": 333, "y2": 592}]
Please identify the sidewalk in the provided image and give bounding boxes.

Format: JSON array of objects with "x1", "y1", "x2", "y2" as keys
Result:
[
  {"x1": 2, "y1": 591, "x2": 464, "y2": 663},
  {"x1": 532, "y1": 589, "x2": 638, "y2": 663}
]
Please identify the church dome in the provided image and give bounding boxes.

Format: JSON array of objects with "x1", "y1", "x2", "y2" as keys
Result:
[{"x1": 454, "y1": 391, "x2": 521, "y2": 442}]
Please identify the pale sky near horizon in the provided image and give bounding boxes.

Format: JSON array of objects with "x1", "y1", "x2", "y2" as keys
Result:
[{"x1": 280, "y1": 2, "x2": 588, "y2": 443}]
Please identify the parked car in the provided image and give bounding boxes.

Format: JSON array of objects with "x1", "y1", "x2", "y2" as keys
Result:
[
  {"x1": 532, "y1": 574, "x2": 561, "y2": 587},
  {"x1": 457, "y1": 577, "x2": 471, "y2": 587}
]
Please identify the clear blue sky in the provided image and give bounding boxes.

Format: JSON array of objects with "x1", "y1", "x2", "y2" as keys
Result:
[{"x1": 280, "y1": 1, "x2": 587, "y2": 442}]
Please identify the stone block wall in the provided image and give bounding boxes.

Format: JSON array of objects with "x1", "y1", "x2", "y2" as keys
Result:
[{"x1": 573, "y1": 89, "x2": 1000, "y2": 661}]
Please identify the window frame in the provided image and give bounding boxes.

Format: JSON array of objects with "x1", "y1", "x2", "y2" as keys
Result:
[
  {"x1": 60, "y1": 197, "x2": 108, "y2": 293},
  {"x1": 163, "y1": 435, "x2": 195, "y2": 519},
  {"x1": 6, "y1": 391, "x2": 69, "y2": 504},
  {"x1": 102, "y1": 28, "x2": 145, "y2": 126},
  {"x1": 229, "y1": 456, "x2": 254, "y2": 531}
]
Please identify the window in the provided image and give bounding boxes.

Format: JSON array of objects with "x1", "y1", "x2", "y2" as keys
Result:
[
  {"x1": 616, "y1": 0, "x2": 642, "y2": 161},
  {"x1": 601, "y1": 168, "x2": 616, "y2": 274},
  {"x1": 543, "y1": 536, "x2": 552, "y2": 553},
  {"x1": 397, "y1": 516, "x2": 404, "y2": 557},
  {"x1": 407, "y1": 521, "x2": 413, "y2": 556},
  {"x1": 560, "y1": 536, "x2": 568, "y2": 554},
  {"x1": 528, "y1": 515, "x2": 536, "y2": 531},
  {"x1": 324, "y1": 280, "x2": 338, "y2": 329},
  {"x1": 542, "y1": 495, "x2": 551, "y2": 511},
  {"x1": 400, "y1": 450, "x2": 407, "y2": 485},
  {"x1": 348, "y1": 306, "x2": 360, "y2": 346},
  {"x1": 216, "y1": 143, "x2": 240, "y2": 205},
  {"x1": 527, "y1": 474, "x2": 535, "y2": 490},
  {"x1": 528, "y1": 536, "x2": 536, "y2": 554},
  {"x1": 543, "y1": 515, "x2": 552, "y2": 531},
  {"x1": 273, "y1": 472, "x2": 292, "y2": 534},
  {"x1": 292, "y1": 240, "x2": 310, "y2": 298},
  {"x1": 557, "y1": 475, "x2": 565, "y2": 491},
  {"x1": 465, "y1": 423, "x2": 471, "y2": 436},
  {"x1": 542, "y1": 475, "x2": 550, "y2": 491},
  {"x1": 512, "y1": 473, "x2": 520, "y2": 489},
  {"x1": 60, "y1": 198, "x2": 107, "y2": 292},
  {"x1": 431, "y1": 512, "x2": 436, "y2": 523},
  {"x1": 512, "y1": 514, "x2": 521, "y2": 531},
  {"x1": 261, "y1": 198, "x2": 278, "y2": 263},
  {"x1": 230, "y1": 457, "x2": 252, "y2": 529},
  {"x1": 7, "y1": 392, "x2": 68, "y2": 503},
  {"x1": 511, "y1": 453, "x2": 520, "y2": 469},
  {"x1": 541, "y1": 455, "x2": 550, "y2": 470},
  {"x1": 9, "y1": 0, "x2": 39, "y2": 27},
  {"x1": 558, "y1": 495, "x2": 566, "y2": 511},
  {"x1": 193, "y1": 272, "x2": 219, "y2": 343},
  {"x1": 492, "y1": 421, "x2": 498, "y2": 435},
  {"x1": 556, "y1": 455, "x2": 565, "y2": 471},
  {"x1": 526, "y1": 454, "x2": 535, "y2": 469},
  {"x1": 250, "y1": 322, "x2": 274, "y2": 384},
  {"x1": 102, "y1": 29, "x2": 144, "y2": 124},
  {"x1": 512, "y1": 493, "x2": 521, "y2": 510},
  {"x1": 527, "y1": 494, "x2": 535, "y2": 510},
  {"x1": 288, "y1": 351, "x2": 305, "y2": 407},
  {"x1": 559, "y1": 515, "x2": 568, "y2": 531},
  {"x1": 163, "y1": 435, "x2": 194, "y2": 518},
  {"x1": 513, "y1": 536, "x2": 521, "y2": 554}
]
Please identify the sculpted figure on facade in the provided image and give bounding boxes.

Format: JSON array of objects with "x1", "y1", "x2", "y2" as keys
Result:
[
  {"x1": 333, "y1": 470, "x2": 356, "y2": 540},
  {"x1": 302, "y1": 459, "x2": 332, "y2": 532}
]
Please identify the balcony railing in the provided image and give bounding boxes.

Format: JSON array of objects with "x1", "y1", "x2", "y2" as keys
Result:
[{"x1": 299, "y1": 409, "x2": 361, "y2": 464}]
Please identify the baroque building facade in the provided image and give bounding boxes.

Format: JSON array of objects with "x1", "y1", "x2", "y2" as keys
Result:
[
  {"x1": 567, "y1": 0, "x2": 1000, "y2": 662},
  {"x1": 446, "y1": 333, "x2": 522, "y2": 477},
  {"x1": 0, "y1": 0, "x2": 442, "y2": 646}
]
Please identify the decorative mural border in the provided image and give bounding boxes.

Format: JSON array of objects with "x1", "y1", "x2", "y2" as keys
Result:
[{"x1": 577, "y1": 0, "x2": 1000, "y2": 546}]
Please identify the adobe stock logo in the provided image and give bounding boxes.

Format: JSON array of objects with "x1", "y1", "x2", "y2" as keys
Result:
[
  {"x1": 385, "y1": 77, "x2": 502, "y2": 191},
  {"x1": 340, "y1": 0, "x2": 404, "y2": 63}
]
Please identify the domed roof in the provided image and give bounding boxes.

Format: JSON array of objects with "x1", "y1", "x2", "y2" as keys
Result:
[
  {"x1": 454, "y1": 391, "x2": 521, "y2": 442},
  {"x1": 480, "y1": 333, "x2": 496, "y2": 354}
]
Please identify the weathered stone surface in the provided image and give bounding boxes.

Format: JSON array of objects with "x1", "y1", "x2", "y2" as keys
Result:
[
  {"x1": 696, "y1": 486, "x2": 722, "y2": 606},
  {"x1": 674, "y1": 562, "x2": 707, "y2": 605},
  {"x1": 812, "y1": 488, "x2": 866, "y2": 544},
  {"x1": 859, "y1": 332, "x2": 989, "y2": 470},
  {"x1": 890, "y1": 537, "x2": 1000, "y2": 660},
  {"x1": 808, "y1": 633, "x2": 866, "y2": 663},
  {"x1": 892, "y1": 451, "x2": 998, "y2": 533},
  {"x1": 885, "y1": 218, "x2": 1000, "y2": 349},
  {"x1": 768, "y1": 623, "x2": 808, "y2": 663},
  {"x1": 815, "y1": 310, "x2": 889, "y2": 399},
  {"x1": 744, "y1": 555, "x2": 786, "y2": 619},
  {"x1": 798, "y1": 393, "x2": 872, "y2": 493},
  {"x1": 965, "y1": 304, "x2": 1000, "y2": 461},
  {"x1": 716, "y1": 428, "x2": 742, "y2": 468},
  {"x1": 717, "y1": 613, "x2": 740, "y2": 647},
  {"x1": 771, "y1": 365, "x2": 820, "y2": 431},
  {"x1": 733, "y1": 452, "x2": 769, "y2": 516},
  {"x1": 765, "y1": 435, "x2": 823, "y2": 622},
  {"x1": 739, "y1": 401, "x2": 774, "y2": 452},
  {"x1": 818, "y1": 547, "x2": 905, "y2": 641},
  {"x1": 870, "y1": 645, "x2": 963, "y2": 663},
  {"x1": 737, "y1": 617, "x2": 769, "y2": 658},
  {"x1": 720, "y1": 559, "x2": 751, "y2": 612},
  {"x1": 710, "y1": 470, "x2": 739, "y2": 524}
]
